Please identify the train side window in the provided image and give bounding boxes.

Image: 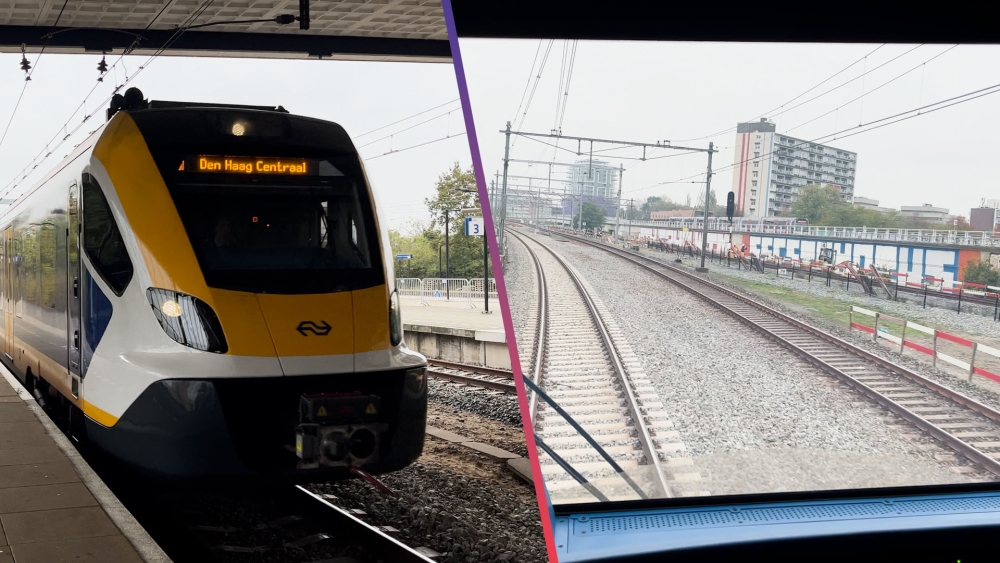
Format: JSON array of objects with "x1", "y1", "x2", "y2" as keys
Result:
[{"x1": 82, "y1": 174, "x2": 133, "y2": 296}]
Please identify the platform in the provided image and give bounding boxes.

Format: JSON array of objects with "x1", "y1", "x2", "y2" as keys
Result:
[
  {"x1": 400, "y1": 298, "x2": 511, "y2": 370},
  {"x1": 400, "y1": 297, "x2": 505, "y2": 332},
  {"x1": 0, "y1": 371, "x2": 168, "y2": 563}
]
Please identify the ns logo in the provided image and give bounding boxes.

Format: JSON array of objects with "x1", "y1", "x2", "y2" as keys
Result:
[{"x1": 296, "y1": 320, "x2": 332, "y2": 336}]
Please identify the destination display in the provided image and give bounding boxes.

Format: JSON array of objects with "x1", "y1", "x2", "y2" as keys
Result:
[{"x1": 181, "y1": 156, "x2": 315, "y2": 176}]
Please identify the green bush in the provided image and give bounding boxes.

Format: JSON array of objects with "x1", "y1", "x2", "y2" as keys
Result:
[{"x1": 963, "y1": 260, "x2": 1000, "y2": 286}]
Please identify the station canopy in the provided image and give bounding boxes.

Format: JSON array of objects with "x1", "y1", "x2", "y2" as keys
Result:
[{"x1": 0, "y1": 0, "x2": 450, "y2": 63}]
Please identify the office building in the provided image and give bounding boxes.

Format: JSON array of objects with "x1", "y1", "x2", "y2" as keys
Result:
[
  {"x1": 853, "y1": 196, "x2": 893, "y2": 214},
  {"x1": 900, "y1": 203, "x2": 950, "y2": 224},
  {"x1": 971, "y1": 199, "x2": 1000, "y2": 232}
]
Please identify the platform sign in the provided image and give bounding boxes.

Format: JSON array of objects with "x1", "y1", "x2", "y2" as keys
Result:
[
  {"x1": 395, "y1": 254, "x2": 412, "y2": 260},
  {"x1": 465, "y1": 217, "x2": 485, "y2": 236}
]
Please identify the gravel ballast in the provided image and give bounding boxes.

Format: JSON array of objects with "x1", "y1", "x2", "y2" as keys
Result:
[
  {"x1": 311, "y1": 401, "x2": 544, "y2": 563},
  {"x1": 509, "y1": 231, "x2": 997, "y2": 497},
  {"x1": 428, "y1": 378, "x2": 524, "y2": 428}
]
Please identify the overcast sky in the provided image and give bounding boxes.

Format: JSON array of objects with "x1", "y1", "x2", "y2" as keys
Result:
[
  {"x1": 458, "y1": 39, "x2": 1000, "y2": 218},
  {"x1": 0, "y1": 53, "x2": 470, "y2": 232}
]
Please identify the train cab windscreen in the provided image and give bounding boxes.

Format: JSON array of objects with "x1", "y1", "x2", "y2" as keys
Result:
[{"x1": 131, "y1": 108, "x2": 385, "y2": 294}]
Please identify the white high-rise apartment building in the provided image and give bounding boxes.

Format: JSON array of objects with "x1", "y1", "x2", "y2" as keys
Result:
[{"x1": 731, "y1": 119, "x2": 857, "y2": 217}]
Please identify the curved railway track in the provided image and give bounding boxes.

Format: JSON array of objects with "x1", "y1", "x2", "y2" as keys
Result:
[
  {"x1": 426, "y1": 359, "x2": 516, "y2": 393},
  {"x1": 548, "y1": 227, "x2": 1000, "y2": 478},
  {"x1": 508, "y1": 229, "x2": 686, "y2": 503}
]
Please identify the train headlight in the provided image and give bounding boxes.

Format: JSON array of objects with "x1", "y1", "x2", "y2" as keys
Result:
[
  {"x1": 160, "y1": 299, "x2": 182, "y2": 318},
  {"x1": 147, "y1": 288, "x2": 228, "y2": 353},
  {"x1": 389, "y1": 289, "x2": 403, "y2": 347}
]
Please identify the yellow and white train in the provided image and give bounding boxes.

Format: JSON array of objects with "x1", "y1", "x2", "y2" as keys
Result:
[{"x1": 1, "y1": 88, "x2": 427, "y2": 482}]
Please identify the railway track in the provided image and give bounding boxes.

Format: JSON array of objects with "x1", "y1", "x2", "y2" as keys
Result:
[
  {"x1": 83, "y1": 457, "x2": 441, "y2": 563},
  {"x1": 426, "y1": 359, "x2": 516, "y2": 393},
  {"x1": 550, "y1": 227, "x2": 1000, "y2": 478},
  {"x1": 508, "y1": 229, "x2": 697, "y2": 504}
]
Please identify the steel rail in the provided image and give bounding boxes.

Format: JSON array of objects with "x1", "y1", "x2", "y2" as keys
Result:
[
  {"x1": 294, "y1": 486, "x2": 436, "y2": 563},
  {"x1": 426, "y1": 366, "x2": 516, "y2": 393},
  {"x1": 427, "y1": 359, "x2": 514, "y2": 379}
]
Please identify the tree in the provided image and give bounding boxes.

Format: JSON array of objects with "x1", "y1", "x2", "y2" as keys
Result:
[
  {"x1": 573, "y1": 202, "x2": 606, "y2": 230},
  {"x1": 684, "y1": 193, "x2": 692, "y2": 208},
  {"x1": 420, "y1": 163, "x2": 487, "y2": 280},
  {"x1": 695, "y1": 188, "x2": 717, "y2": 210},
  {"x1": 818, "y1": 205, "x2": 899, "y2": 228},
  {"x1": 790, "y1": 184, "x2": 844, "y2": 223},
  {"x1": 964, "y1": 261, "x2": 1000, "y2": 286}
]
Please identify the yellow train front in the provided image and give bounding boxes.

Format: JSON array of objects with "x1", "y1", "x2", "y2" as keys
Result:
[{"x1": 1, "y1": 89, "x2": 427, "y2": 483}]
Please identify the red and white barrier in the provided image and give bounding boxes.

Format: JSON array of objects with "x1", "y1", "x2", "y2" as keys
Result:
[{"x1": 850, "y1": 306, "x2": 1000, "y2": 384}]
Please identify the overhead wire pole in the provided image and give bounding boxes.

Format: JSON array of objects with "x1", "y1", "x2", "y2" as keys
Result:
[
  {"x1": 500, "y1": 121, "x2": 512, "y2": 253},
  {"x1": 616, "y1": 164, "x2": 623, "y2": 241},
  {"x1": 504, "y1": 129, "x2": 714, "y2": 244},
  {"x1": 697, "y1": 142, "x2": 716, "y2": 272}
]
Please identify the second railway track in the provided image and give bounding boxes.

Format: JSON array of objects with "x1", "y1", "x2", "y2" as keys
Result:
[
  {"x1": 426, "y1": 359, "x2": 516, "y2": 393},
  {"x1": 547, "y1": 227, "x2": 1000, "y2": 479}
]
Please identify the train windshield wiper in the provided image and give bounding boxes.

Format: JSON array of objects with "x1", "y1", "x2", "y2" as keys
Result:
[{"x1": 523, "y1": 376, "x2": 651, "y2": 501}]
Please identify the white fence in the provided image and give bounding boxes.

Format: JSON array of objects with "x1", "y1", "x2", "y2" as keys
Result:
[
  {"x1": 396, "y1": 278, "x2": 499, "y2": 306},
  {"x1": 595, "y1": 218, "x2": 1000, "y2": 248}
]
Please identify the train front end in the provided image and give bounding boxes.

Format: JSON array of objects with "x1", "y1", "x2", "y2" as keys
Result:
[{"x1": 84, "y1": 102, "x2": 427, "y2": 483}]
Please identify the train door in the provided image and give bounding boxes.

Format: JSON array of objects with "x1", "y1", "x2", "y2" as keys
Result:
[
  {"x1": 67, "y1": 182, "x2": 81, "y2": 397},
  {"x1": 4, "y1": 226, "x2": 12, "y2": 360}
]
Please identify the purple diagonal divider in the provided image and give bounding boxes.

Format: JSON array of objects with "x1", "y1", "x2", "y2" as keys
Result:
[{"x1": 440, "y1": 2, "x2": 559, "y2": 560}]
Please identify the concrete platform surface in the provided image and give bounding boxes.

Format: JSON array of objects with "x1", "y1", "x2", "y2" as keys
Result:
[
  {"x1": 401, "y1": 297, "x2": 505, "y2": 332},
  {"x1": 0, "y1": 370, "x2": 170, "y2": 563}
]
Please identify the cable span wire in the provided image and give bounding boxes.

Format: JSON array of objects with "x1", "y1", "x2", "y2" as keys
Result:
[
  {"x1": 354, "y1": 98, "x2": 460, "y2": 138},
  {"x1": 673, "y1": 43, "x2": 917, "y2": 143},
  {"x1": 2, "y1": 0, "x2": 217, "y2": 198},
  {"x1": 0, "y1": 0, "x2": 71, "y2": 150},
  {"x1": 626, "y1": 80, "x2": 1000, "y2": 196},
  {"x1": 364, "y1": 131, "x2": 467, "y2": 160}
]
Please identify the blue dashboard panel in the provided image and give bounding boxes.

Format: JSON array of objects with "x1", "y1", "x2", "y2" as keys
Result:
[{"x1": 554, "y1": 491, "x2": 1000, "y2": 561}]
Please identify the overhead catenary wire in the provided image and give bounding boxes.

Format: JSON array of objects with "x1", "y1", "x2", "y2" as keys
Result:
[
  {"x1": 357, "y1": 108, "x2": 461, "y2": 149},
  {"x1": 556, "y1": 41, "x2": 577, "y2": 133},
  {"x1": 3, "y1": 0, "x2": 206, "y2": 193},
  {"x1": 511, "y1": 40, "x2": 554, "y2": 152},
  {"x1": 354, "y1": 98, "x2": 460, "y2": 139},
  {"x1": 542, "y1": 40, "x2": 578, "y2": 162},
  {"x1": 510, "y1": 40, "x2": 544, "y2": 132},
  {"x1": 2, "y1": 0, "x2": 216, "y2": 198},
  {"x1": 0, "y1": 0, "x2": 71, "y2": 151},
  {"x1": 364, "y1": 131, "x2": 467, "y2": 161},
  {"x1": 672, "y1": 43, "x2": 915, "y2": 143},
  {"x1": 627, "y1": 80, "x2": 1000, "y2": 196},
  {"x1": 784, "y1": 44, "x2": 958, "y2": 135}
]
